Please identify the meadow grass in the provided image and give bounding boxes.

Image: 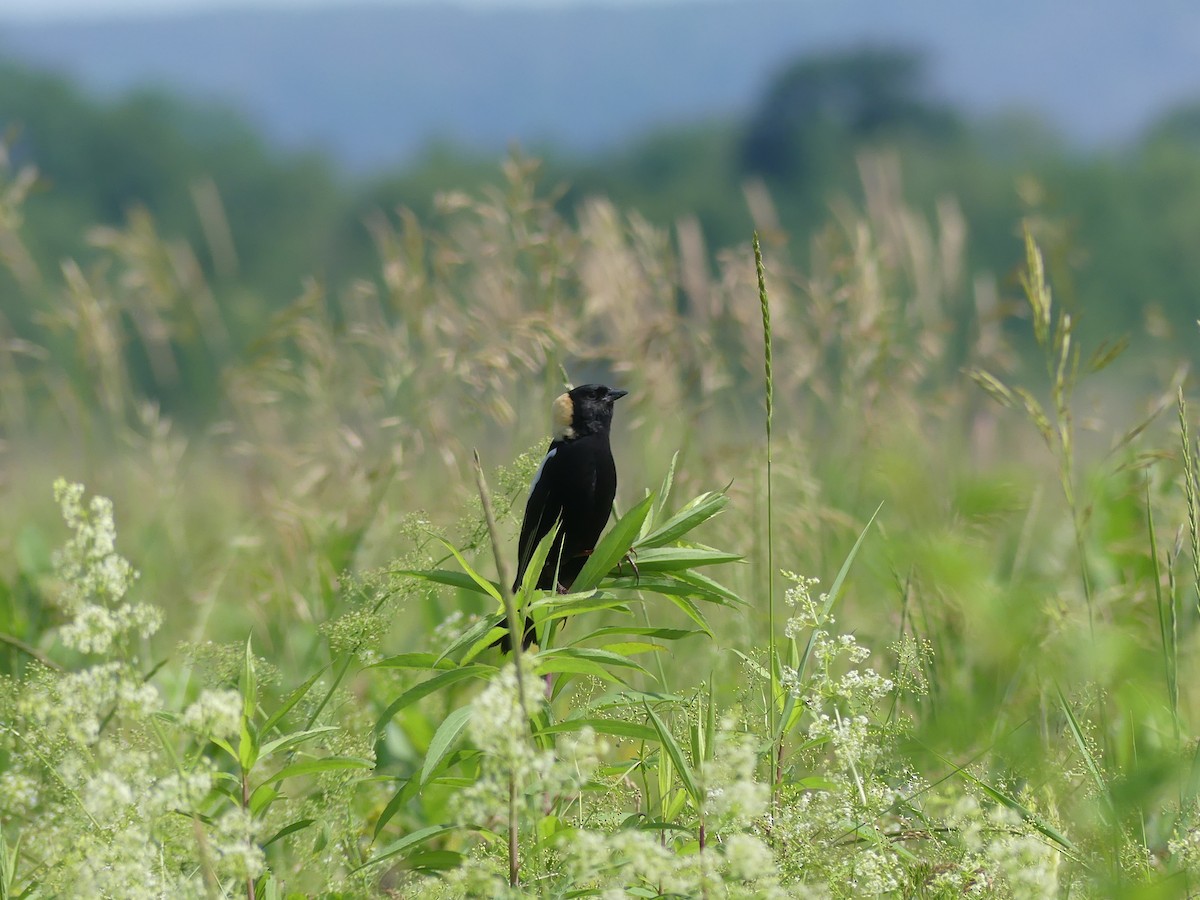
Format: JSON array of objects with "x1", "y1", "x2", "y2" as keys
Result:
[{"x1": 0, "y1": 152, "x2": 1198, "y2": 896}]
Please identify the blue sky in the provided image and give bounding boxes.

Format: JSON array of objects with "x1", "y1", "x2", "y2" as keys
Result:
[{"x1": 2, "y1": 0, "x2": 672, "y2": 21}]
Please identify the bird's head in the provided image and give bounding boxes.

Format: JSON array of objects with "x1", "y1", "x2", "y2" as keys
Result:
[{"x1": 552, "y1": 383, "x2": 628, "y2": 440}]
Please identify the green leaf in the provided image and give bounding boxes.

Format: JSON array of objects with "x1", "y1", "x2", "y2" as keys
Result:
[
  {"x1": 434, "y1": 613, "x2": 506, "y2": 665},
  {"x1": 373, "y1": 666, "x2": 493, "y2": 735},
  {"x1": 605, "y1": 573, "x2": 739, "y2": 607},
  {"x1": 535, "y1": 717, "x2": 658, "y2": 742},
  {"x1": 671, "y1": 569, "x2": 745, "y2": 605},
  {"x1": 373, "y1": 778, "x2": 414, "y2": 841},
  {"x1": 258, "y1": 726, "x2": 340, "y2": 761},
  {"x1": 536, "y1": 647, "x2": 653, "y2": 676},
  {"x1": 261, "y1": 667, "x2": 329, "y2": 736},
  {"x1": 624, "y1": 546, "x2": 742, "y2": 573},
  {"x1": 795, "y1": 503, "x2": 882, "y2": 687},
  {"x1": 354, "y1": 824, "x2": 460, "y2": 873},
  {"x1": 574, "y1": 494, "x2": 656, "y2": 591},
  {"x1": 519, "y1": 520, "x2": 563, "y2": 597},
  {"x1": 574, "y1": 626, "x2": 700, "y2": 642},
  {"x1": 435, "y1": 538, "x2": 502, "y2": 603},
  {"x1": 248, "y1": 784, "x2": 278, "y2": 816},
  {"x1": 263, "y1": 756, "x2": 373, "y2": 786},
  {"x1": 369, "y1": 653, "x2": 457, "y2": 671},
  {"x1": 238, "y1": 712, "x2": 258, "y2": 772},
  {"x1": 653, "y1": 451, "x2": 681, "y2": 524},
  {"x1": 639, "y1": 491, "x2": 729, "y2": 548},
  {"x1": 529, "y1": 591, "x2": 632, "y2": 621},
  {"x1": 421, "y1": 705, "x2": 474, "y2": 785},
  {"x1": 263, "y1": 818, "x2": 316, "y2": 848},
  {"x1": 644, "y1": 703, "x2": 702, "y2": 807},
  {"x1": 398, "y1": 568, "x2": 499, "y2": 598},
  {"x1": 660, "y1": 593, "x2": 713, "y2": 637},
  {"x1": 534, "y1": 656, "x2": 627, "y2": 683},
  {"x1": 598, "y1": 642, "x2": 665, "y2": 656}
]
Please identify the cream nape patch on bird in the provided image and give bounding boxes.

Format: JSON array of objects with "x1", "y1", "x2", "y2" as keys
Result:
[{"x1": 552, "y1": 392, "x2": 575, "y2": 440}]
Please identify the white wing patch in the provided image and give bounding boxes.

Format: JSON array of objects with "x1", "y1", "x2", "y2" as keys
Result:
[{"x1": 529, "y1": 448, "x2": 557, "y2": 496}]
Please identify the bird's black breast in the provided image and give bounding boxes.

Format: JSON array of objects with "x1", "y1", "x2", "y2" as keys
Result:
[{"x1": 514, "y1": 432, "x2": 617, "y2": 591}]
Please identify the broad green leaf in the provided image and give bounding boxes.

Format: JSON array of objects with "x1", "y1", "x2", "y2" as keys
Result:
[
  {"x1": 623, "y1": 546, "x2": 742, "y2": 573},
  {"x1": 574, "y1": 494, "x2": 656, "y2": 591},
  {"x1": 263, "y1": 755, "x2": 373, "y2": 786},
  {"x1": 258, "y1": 726, "x2": 340, "y2": 760},
  {"x1": 435, "y1": 537, "x2": 502, "y2": 602},
  {"x1": 605, "y1": 573, "x2": 738, "y2": 606},
  {"x1": 531, "y1": 595, "x2": 632, "y2": 625},
  {"x1": 248, "y1": 784, "x2": 278, "y2": 816},
  {"x1": 434, "y1": 613, "x2": 506, "y2": 665},
  {"x1": 671, "y1": 569, "x2": 745, "y2": 605},
  {"x1": 535, "y1": 717, "x2": 658, "y2": 742},
  {"x1": 420, "y1": 705, "x2": 474, "y2": 785},
  {"x1": 660, "y1": 593, "x2": 713, "y2": 637},
  {"x1": 398, "y1": 568, "x2": 498, "y2": 598},
  {"x1": 534, "y1": 656, "x2": 627, "y2": 683},
  {"x1": 405, "y1": 849, "x2": 464, "y2": 872},
  {"x1": 638, "y1": 491, "x2": 729, "y2": 548},
  {"x1": 238, "y1": 712, "x2": 257, "y2": 772},
  {"x1": 370, "y1": 652, "x2": 457, "y2": 671},
  {"x1": 354, "y1": 823, "x2": 460, "y2": 873},
  {"x1": 598, "y1": 642, "x2": 665, "y2": 656},
  {"x1": 373, "y1": 666, "x2": 493, "y2": 735},
  {"x1": 575, "y1": 626, "x2": 699, "y2": 642},
  {"x1": 519, "y1": 520, "x2": 562, "y2": 597},
  {"x1": 374, "y1": 778, "x2": 418, "y2": 840},
  {"x1": 536, "y1": 647, "x2": 653, "y2": 676},
  {"x1": 263, "y1": 818, "x2": 316, "y2": 848},
  {"x1": 644, "y1": 703, "x2": 701, "y2": 806}
]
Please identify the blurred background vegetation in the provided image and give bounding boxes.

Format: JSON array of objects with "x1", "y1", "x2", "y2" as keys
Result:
[{"x1": 3, "y1": 3, "x2": 1200, "y2": 892}]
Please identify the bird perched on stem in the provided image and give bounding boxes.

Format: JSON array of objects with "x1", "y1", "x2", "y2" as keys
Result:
[{"x1": 498, "y1": 383, "x2": 627, "y2": 651}]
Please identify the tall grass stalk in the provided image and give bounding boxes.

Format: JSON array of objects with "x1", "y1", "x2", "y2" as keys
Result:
[
  {"x1": 753, "y1": 233, "x2": 779, "y2": 802},
  {"x1": 472, "y1": 449, "x2": 528, "y2": 887},
  {"x1": 1177, "y1": 389, "x2": 1200, "y2": 616}
]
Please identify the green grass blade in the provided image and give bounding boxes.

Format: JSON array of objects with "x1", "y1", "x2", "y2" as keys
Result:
[
  {"x1": 644, "y1": 702, "x2": 702, "y2": 808},
  {"x1": 420, "y1": 704, "x2": 474, "y2": 785},
  {"x1": 573, "y1": 494, "x2": 656, "y2": 591}
]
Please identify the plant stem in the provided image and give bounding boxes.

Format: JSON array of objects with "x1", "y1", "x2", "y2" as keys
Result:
[{"x1": 753, "y1": 232, "x2": 779, "y2": 808}]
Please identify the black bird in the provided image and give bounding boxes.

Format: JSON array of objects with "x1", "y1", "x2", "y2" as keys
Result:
[{"x1": 498, "y1": 383, "x2": 627, "y2": 651}]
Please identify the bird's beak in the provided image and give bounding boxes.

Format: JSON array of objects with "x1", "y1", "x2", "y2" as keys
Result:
[{"x1": 607, "y1": 388, "x2": 628, "y2": 402}]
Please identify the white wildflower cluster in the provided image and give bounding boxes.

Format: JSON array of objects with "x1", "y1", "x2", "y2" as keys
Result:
[
  {"x1": 52, "y1": 478, "x2": 161, "y2": 655},
  {"x1": 0, "y1": 481, "x2": 304, "y2": 897},
  {"x1": 181, "y1": 687, "x2": 244, "y2": 740},
  {"x1": 782, "y1": 571, "x2": 824, "y2": 638},
  {"x1": 454, "y1": 656, "x2": 605, "y2": 827},
  {"x1": 910, "y1": 793, "x2": 1067, "y2": 898},
  {"x1": 557, "y1": 826, "x2": 786, "y2": 899},
  {"x1": 1170, "y1": 821, "x2": 1200, "y2": 870},
  {"x1": 703, "y1": 724, "x2": 769, "y2": 830},
  {"x1": 784, "y1": 629, "x2": 895, "y2": 717}
]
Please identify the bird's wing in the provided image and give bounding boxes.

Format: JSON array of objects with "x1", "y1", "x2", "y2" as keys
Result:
[{"x1": 513, "y1": 441, "x2": 566, "y2": 589}]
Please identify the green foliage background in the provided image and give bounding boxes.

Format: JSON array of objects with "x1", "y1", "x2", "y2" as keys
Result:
[{"x1": 0, "y1": 48, "x2": 1200, "y2": 897}]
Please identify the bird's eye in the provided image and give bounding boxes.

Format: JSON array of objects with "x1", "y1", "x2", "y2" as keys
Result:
[{"x1": 593, "y1": 386, "x2": 606, "y2": 398}]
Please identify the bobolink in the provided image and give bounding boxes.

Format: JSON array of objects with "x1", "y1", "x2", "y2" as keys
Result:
[{"x1": 498, "y1": 383, "x2": 627, "y2": 651}]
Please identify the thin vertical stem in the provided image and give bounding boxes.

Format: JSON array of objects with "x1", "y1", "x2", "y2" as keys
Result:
[
  {"x1": 753, "y1": 233, "x2": 780, "y2": 804},
  {"x1": 473, "y1": 450, "x2": 528, "y2": 888}
]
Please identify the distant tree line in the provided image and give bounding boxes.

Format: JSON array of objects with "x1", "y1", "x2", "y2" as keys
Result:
[{"x1": 2, "y1": 47, "x2": 1200, "y2": 416}]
